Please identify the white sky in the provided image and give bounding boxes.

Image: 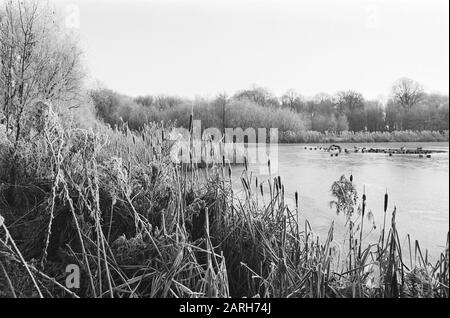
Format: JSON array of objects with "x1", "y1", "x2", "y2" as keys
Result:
[{"x1": 57, "y1": 0, "x2": 449, "y2": 99}]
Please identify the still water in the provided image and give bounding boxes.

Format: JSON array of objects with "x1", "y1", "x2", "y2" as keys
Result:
[{"x1": 230, "y1": 142, "x2": 449, "y2": 257}]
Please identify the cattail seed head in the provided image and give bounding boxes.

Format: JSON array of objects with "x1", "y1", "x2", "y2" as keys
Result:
[
  {"x1": 188, "y1": 114, "x2": 193, "y2": 133},
  {"x1": 384, "y1": 191, "x2": 388, "y2": 213}
]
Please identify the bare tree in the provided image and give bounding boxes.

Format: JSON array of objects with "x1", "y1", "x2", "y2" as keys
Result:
[
  {"x1": 0, "y1": 0, "x2": 84, "y2": 142},
  {"x1": 391, "y1": 77, "x2": 424, "y2": 110},
  {"x1": 234, "y1": 85, "x2": 279, "y2": 108},
  {"x1": 313, "y1": 92, "x2": 332, "y2": 104},
  {"x1": 334, "y1": 90, "x2": 364, "y2": 113},
  {"x1": 333, "y1": 90, "x2": 366, "y2": 131},
  {"x1": 281, "y1": 89, "x2": 303, "y2": 111}
]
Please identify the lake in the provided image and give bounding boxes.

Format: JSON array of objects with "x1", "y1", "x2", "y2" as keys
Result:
[{"x1": 229, "y1": 142, "x2": 449, "y2": 258}]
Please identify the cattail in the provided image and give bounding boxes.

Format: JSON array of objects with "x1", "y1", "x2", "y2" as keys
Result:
[
  {"x1": 222, "y1": 155, "x2": 225, "y2": 166},
  {"x1": 295, "y1": 191, "x2": 298, "y2": 208},
  {"x1": 228, "y1": 166, "x2": 232, "y2": 179},
  {"x1": 350, "y1": 174, "x2": 353, "y2": 182},
  {"x1": 260, "y1": 183, "x2": 264, "y2": 196},
  {"x1": 381, "y1": 189, "x2": 389, "y2": 248},
  {"x1": 255, "y1": 177, "x2": 258, "y2": 189},
  {"x1": 363, "y1": 186, "x2": 367, "y2": 206},
  {"x1": 268, "y1": 159, "x2": 271, "y2": 176},
  {"x1": 384, "y1": 191, "x2": 388, "y2": 213},
  {"x1": 189, "y1": 114, "x2": 193, "y2": 133},
  {"x1": 278, "y1": 176, "x2": 281, "y2": 188}
]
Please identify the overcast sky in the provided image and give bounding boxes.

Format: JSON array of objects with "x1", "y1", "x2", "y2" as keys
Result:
[{"x1": 58, "y1": 0, "x2": 449, "y2": 100}]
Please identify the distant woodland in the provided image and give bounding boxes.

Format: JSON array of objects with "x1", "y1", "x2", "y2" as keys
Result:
[{"x1": 91, "y1": 81, "x2": 449, "y2": 142}]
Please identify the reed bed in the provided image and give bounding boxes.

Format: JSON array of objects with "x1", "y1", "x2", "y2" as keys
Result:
[
  {"x1": 280, "y1": 130, "x2": 449, "y2": 144},
  {"x1": 0, "y1": 113, "x2": 448, "y2": 298}
]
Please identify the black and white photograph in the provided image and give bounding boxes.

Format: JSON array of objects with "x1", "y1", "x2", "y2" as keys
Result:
[{"x1": 0, "y1": 0, "x2": 448, "y2": 302}]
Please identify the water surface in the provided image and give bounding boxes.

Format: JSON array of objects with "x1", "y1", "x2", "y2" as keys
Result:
[{"x1": 230, "y1": 142, "x2": 449, "y2": 257}]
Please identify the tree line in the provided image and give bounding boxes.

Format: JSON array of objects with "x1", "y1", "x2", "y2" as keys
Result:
[{"x1": 90, "y1": 79, "x2": 449, "y2": 135}]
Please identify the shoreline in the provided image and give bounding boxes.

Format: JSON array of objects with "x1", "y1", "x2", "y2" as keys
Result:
[{"x1": 278, "y1": 140, "x2": 450, "y2": 144}]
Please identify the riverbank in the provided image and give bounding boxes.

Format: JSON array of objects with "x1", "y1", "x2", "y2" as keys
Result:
[
  {"x1": 280, "y1": 130, "x2": 449, "y2": 143},
  {"x1": 0, "y1": 121, "x2": 448, "y2": 298}
]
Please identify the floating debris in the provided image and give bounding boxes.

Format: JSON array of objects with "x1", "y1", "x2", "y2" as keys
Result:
[{"x1": 307, "y1": 144, "x2": 443, "y2": 157}]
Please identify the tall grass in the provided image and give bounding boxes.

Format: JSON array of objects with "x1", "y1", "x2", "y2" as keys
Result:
[
  {"x1": 0, "y1": 110, "x2": 448, "y2": 298},
  {"x1": 280, "y1": 130, "x2": 449, "y2": 144}
]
